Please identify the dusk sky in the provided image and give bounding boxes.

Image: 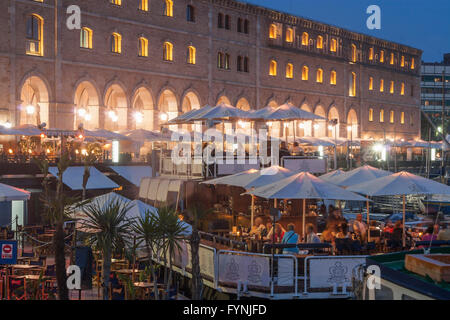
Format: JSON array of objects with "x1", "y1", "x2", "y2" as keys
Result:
[{"x1": 242, "y1": 0, "x2": 450, "y2": 62}]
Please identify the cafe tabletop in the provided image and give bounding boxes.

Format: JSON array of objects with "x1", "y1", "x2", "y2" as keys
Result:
[
  {"x1": 10, "y1": 264, "x2": 43, "y2": 270},
  {"x1": 115, "y1": 269, "x2": 140, "y2": 274},
  {"x1": 133, "y1": 282, "x2": 154, "y2": 289}
]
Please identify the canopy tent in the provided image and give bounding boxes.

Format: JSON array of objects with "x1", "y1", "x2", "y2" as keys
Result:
[
  {"x1": 295, "y1": 136, "x2": 336, "y2": 147},
  {"x1": 48, "y1": 166, "x2": 119, "y2": 190},
  {"x1": 245, "y1": 171, "x2": 368, "y2": 236},
  {"x1": 325, "y1": 165, "x2": 392, "y2": 188},
  {"x1": 189, "y1": 103, "x2": 252, "y2": 121},
  {"x1": 167, "y1": 105, "x2": 214, "y2": 124},
  {"x1": 0, "y1": 124, "x2": 43, "y2": 136},
  {"x1": 247, "y1": 106, "x2": 277, "y2": 120},
  {"x1": 0, "y1": 126, "x2": 29, "y2": 136},
  {"x1": 348, "y1": 171, "x2": 450, "y2": 246},
  {"x1": 0, "y1": 183, "x2": 30, "y2": 201},
  {"x1": 259, "y1": 103, "x2": 325, "y2": 121},
  {"x1": 319, "y1": 169, "x2": 345, "y2": 182},
  {"x1": 84, "y1": 129, "x2": 129, "y2": 141},
  {"x1": 122, "y1": 129, "x2": 172, "y2": 142},
  {"x1": 109, "y1": 166, "x2": 152, "y2": 186}
]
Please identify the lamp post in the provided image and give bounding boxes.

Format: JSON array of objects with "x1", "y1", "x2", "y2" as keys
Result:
[
  {"x1": 329, "y1": 118, "x2": 338, "y2": 169},
  {"x1": 347, "y1": 125, "x2": 353, "y2": 170}
]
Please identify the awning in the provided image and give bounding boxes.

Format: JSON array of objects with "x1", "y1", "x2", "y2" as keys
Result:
[
  {"x1": 139, "y1": 177, "x2": 183, "y2": 205},
  {"x1": 109, "y1": 166, "x2": 152, "y2": 186},
  {"x1": 0, "y1": 183, "x2": 31, "y2": 201},
  {"x1": 48, "y1": 167, "x2": 119, "y2": 190}
]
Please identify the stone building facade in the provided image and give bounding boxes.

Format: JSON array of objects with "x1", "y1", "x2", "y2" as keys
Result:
[{"x1": 0, "y1": 0, "x2": 422, "y2": 140}]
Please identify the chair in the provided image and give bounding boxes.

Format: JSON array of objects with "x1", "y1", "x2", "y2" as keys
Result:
[
  {"x1": 21, "y1": 251, "x2": 35, "y2": 258},
  {"x1": 350, "y1": 240, "x2": 362, "y2": 254},
  {"x1": 7, "y1": 276, "x2": 27, "y2": 300},
  {"x1": 109, "y1": 272, "x2": 125, "y2": 300},
  {"x1": 335, "y1": 238, "x2": 352, "y2": 255}
]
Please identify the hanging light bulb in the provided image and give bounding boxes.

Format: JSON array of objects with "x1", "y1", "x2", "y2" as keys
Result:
[
  {"x1": 134, "y1": 112, "x2": 143, "y2": 123},
  {"x1": 3, "y1": 121, "x2": 12, "y2": 129},
  {"x1": 299, "y1": 122, "x2": 305, "y2": 129},
  {"x1": 26, "y1": 105, "x2": 35, "y2": 115},
  {"x1": 159, "y1": 112, "x2": 168, "y2": 121},
  {"x1": 78, "y1": 108, "x2": 87, "y2": 117},
  {"x1": 84, "y1": 114, "x2": 92, "y2": 121},
  {"x1": 314, "y1": 124, "x2": 319, "y2": 130}
]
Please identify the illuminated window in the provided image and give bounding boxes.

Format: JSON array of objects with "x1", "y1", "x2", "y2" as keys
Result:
[
  {"x1": 411, "y1": 58, "x2": 415, "y2": 70},
  {"x1": 369, "y1": 77, "x2": 373, "y2": 90},
  {"x1": 269, "y1": 24, "x2": 277, "y2": 39},
  {"x1": 80, "y1": 27, "x2": 93, "y2": 49},
  {"x1": 369, "y1": 47, "x2": 374, "y2": 60},
  {"x1": 302, "y1": 66, "x2": 309, "y2": 81},
  {"x1": 26, "y1": 14, "x2": 44, "y2": 56},
  {"x1": 163, "y1": 41, "x2": 173, "y2": 61},
  {"x1": 349, "y1": 72, "x2": 356, "y2": 96},
  {"x1": 217, "y1": 52, "x2": 230, "y2": 69},
  {"x1": 401, "y1": 55, "x2": 405, "y2": 67},
  {"x1": 163, "y1": 0, "x2": 173, "y2": 17},
  {"x1": 401, "y1": 82, "x2": 405, "y2": 95},
  {"x1": 330, "y1": 38, "x2": 337, "y2": 52},
  {"x1": 301, "y1": 32, "x2": 309, "y2": 46},
  {"x1": 380, "y1": 50, "x2": 385, "y2": 63},
  {"x1": 316, "y1": 68, "x2": 323, "y2": 83},
  {"x1": 286, "y1": 63, "x2": 293, "y2": 79},
  {"x1": 390, "y1": 52, "x2": 394, "y2": 65},
  {"x1": 351, "y1": 44, "x2": 357, "y2": 62},
  {"x1": 187, "y1": 45, "x2": 196, "y2": 64},
  {"x1": 286, "y1": 28, "x2": 293, "y2": 43},
  {"x1": 138, "y1": 37, "x2": 148, "y2": 57},
  {"x1": 111, "y1": 33, "x2": 122, "y2": 53},
  {"x1": 330, "y1": 70, "x2": 336, "y2": 85},
  {"x1": 110, "y1": 0, "x2": 122, "y2": 5},
  {"x1": 390, "y1": 110, "x2": 394, "y2": 123},
  {"x1": 369, "y1": 108, "x2": 373, "y2": 122},
  {"x1": 139, "y1": 0, "x2": 149, "y2": 11},
  {"x1": 380, "y1": 79, "x2": 384, "y2": 92},
  {"x1": 380, "y1": 109, "x2": 384, "y2": 122},
  {"x1": 390, "y1": 81, "x2": 394, "y2": 94},
  {"x1": 186, "y1": 5, "x2": 195, "y2": 22},
  {"x1": 269, "y1": 60, "x2": 277, "y2": 76},
  {"x1": 401, "y1": 111, "x2": 405, "y2": 124},
  {"x1": 317, "y1": 35, "x2": 323, "y2": 49}
]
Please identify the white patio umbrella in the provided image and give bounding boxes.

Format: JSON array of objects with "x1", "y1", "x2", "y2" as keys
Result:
[
  {"x1": 192, "y1": 103, "x2": 252, "y2": 121},
  {"x1": 0, "y1": 183, "x2": 30, "y2": 201},
  {"x1": 85, "y1": 129, "x2": 129, "y2": 140},
  {"x1": 167, "y1": 105, "x2": 214, "y2": 124},
  {"x1": 245, "y1": 171, "x2": 368, "y2": 238},
  {"x1": 124, "y1": 129, "x2": 172, "y2": 142},
  {"x1": 348, "y1": 171, "x2": 450, "y2": 246},
  {"x1": 295, "y1": 136, "x2": 336, "y2": 147},
  {"x1": 247, "y1": 106, "x2": 277, "y2": 120},
  {"x1": 12, "y1": 124, "x2": 43, "y2": 136},
  {"x1": 264, "y1": 103, "x2": 325, "y2": 121},
  {"x1": 0, "y1": 126, "x2": 26, "y2": 136},
  {"x1": 319, "y1": 169, "x2": 345, "y2": 182},
  {"x1": 327, "y1": 165, "x2": 392, "y2": 188}
]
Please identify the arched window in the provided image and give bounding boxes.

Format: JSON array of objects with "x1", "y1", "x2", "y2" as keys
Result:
[
  {"x1": 401, "y1": 55, "x2": 405, "y2": 67},
  {"x1": 369, "y1": 47, "x2": 374, "y2": 61},
  {"x1": 330, "y1": 38, "x2": 337, "y2": 52},
  {"x1": 163, "y1": 41, "x2": 173, "y2": 61},
  {"x1": 186, "y1": 5, "x2": 195, "y2": 22},
  {"x1": 411, "y1": 58, "x2": 415, "y2": 70},
  {"x1": 111, "y1": 32, "x2": 122, "y2": 53},
  {"x1": 316, "y1": 35, "x2": 323, "y2": 49},
  {"x1": 224, "y1": 53, "x2": 230, "y2": 69},
  {"x1": 380, "y1": 50, "x2": 385, "y2": 63},
  {"x1": 187, "y1": 45, "x2": 196, "y2": 64},
  {"x1": 269, "y1": 24, "x2": 277, "y2": 39},
  {"x1": 380, "y1": 78, "x2": 384, "y2": 92},
  {"x1": 351, "y1": 44, "x2": 357, "y2": 62},
  {"x1": 369, "y1": 76, "x2": 374, "y2": 90},
  {"x1": 401, "y1": 82, "x2": 405, "y2": 95},
  {"x1": 390, "y1": 110, "x2": 394, "y2": 123},
  {"x1": 26, "y1": 14, "x2": 44, "y2": 56},
  {"x1": 237, "y1": 56, "x2": 243, "y2": 71},
  {"x1": 269, "y1": 60, "x2": 277, "y2": 76},
  {"x1": 349, "y1": 72, "x2": 356, "y2": 96},
  {"x1": 80, "y1": 27, "x2": 93, "y2": 49},
  {"x1": 244, "y1": 19, "x2": 249, "y2": 34},
  {"x1": 301, "y1": 32, "x2": 309, "y2": 46},
  {"x1": 243, "y1": 56, "x2": 249, "y2": 72},
  {"x1": 369, "y1": 108, "x2": 373, "y2": 122},
  {"x1": 237, "y1": 18, "x2": 243, "y2": 32},
  {"x1": 218, "y1": 13, "x2": 224, "y2": 28},
  {"x1": 110, "y1": 0, "x2": 122, "y2": 5},
  {"x1": 401, "y1": 111, "x2": 405, "y2": 124},
  {"x1": 163, "y1": 0, "x2": 173, "y2": 17},
  {"x1": 139, "y1": 0, "x2": 149, "y2": 11},
  {"x1": 138, "y1": 37, "x2": 148, "y2": 57},
  {"x1": 285, "y1": 28, "x2": 293, "y2": 43},
  {"x1": 286, "y1": 63, "x2": 293, "y2": 79},
  {"x1": 224, "y1": 15, "x2": 230, "y2": 30},
  {"x1": 302, "y1": 66, "x2": 309, "y2": 81},
  {"x1": 330, "y1": 70, "x2": 337, "y2": 85},
  {"x1": 316, "y1": 68, "x2": 323, "y2": 83},
  {"x1": 217, "y1": 52, "x2": 224, "y2": 68},
  {"x1": 390, "y1": 52, "x2": 394, "y2": 65},
  {"x1": 390, "y1": 81, "x2": 395, "y2": 94},
  {"x1": 380, "y1": 109, "x2": 384, "y2": 122}
]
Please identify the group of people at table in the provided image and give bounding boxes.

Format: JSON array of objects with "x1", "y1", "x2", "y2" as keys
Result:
[{"x1": 246, "y1": 204, "x2": 450, "y2": 254}]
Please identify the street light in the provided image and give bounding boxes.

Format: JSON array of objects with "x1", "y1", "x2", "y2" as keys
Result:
[
  {"x1": 347, "y1": 125, "x2": 353, "y2": 170},
  {"x1": 159, "y1": 112, "x2": 168, "y2": 122},
  {"x1": 26, "y1": 105, "x2": 35, "y2": 115},
  {"x1": 329, "y1": 119, "x2": 338, "y2": 169}
]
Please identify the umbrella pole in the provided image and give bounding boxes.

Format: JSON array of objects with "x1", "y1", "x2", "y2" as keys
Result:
[
  {"x1": 366, "y1": 197, "x2": 370, "y2": 242},
  {"x1": 402, "y1": 195, "x2": 406, "y2": 248},
  {"x1": 302, "y1": 199, "x2": 306, "y2": 242},
  {"x1": 251, "y1": 194, "x2": 255, "y2": 229}
]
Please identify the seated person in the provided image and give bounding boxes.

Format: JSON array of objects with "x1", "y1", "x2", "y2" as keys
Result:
[
  {"x1": 291, "y1": 142, "x2": 304, "y2": 155},
  {"x1": 249, "y1": 217, "x2": 267, "y2": 238},
  {"x1": 437, "y1": 224, "x2": 450, "y2": 241},
  {"x1": 265, "y1": 223, "x2": 286, "y2": 243},
  {"x1": 307, "y1": 210, "x2": 318, "y2": 217},
  {"x1": 352, "y1": 213, "x2": 367, "y2": 242},
  {"x1": 281, "y1": 223, "x2": 299, "y2": 254},
  {"x1": 383, "y1": 220, "x2": 394, "y2": 234},
  {"x1": 335, "y1": 223, "x2": 350, "y2": 239},
  {"x1": 305, "y1": 224, "x2": 321, "y2": 244},
  {"x1": 421, "y1": 225, "x2": 437, "y2": 242}
]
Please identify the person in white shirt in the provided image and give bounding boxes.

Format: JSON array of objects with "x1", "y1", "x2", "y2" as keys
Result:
[
  {"x1": 249, "y1": 217, "x2": 267, "y2": 238},
  {"x1": 305, "y1": 224, "x2": 321, "y2": 244},
  {"x1": 352, "y1": 213, "x2": 367, "y2": 242}
]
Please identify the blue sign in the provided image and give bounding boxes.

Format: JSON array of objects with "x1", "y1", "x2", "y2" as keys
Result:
[{"x1": 0, "y1": 240, "x2": 18, "y2": 265}]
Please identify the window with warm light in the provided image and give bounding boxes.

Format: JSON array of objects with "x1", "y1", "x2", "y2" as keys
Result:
[
  {"x1": 401, "y1": 55, "x2": 405, "y2": 67},
  {"x1": 302, "y1": 66, "x2": 309, "y2": 81},
  {"x1": 138, "y1": 37, "x2": 148, "y2": 57},
  {"x1": 217, "y1": 52, "x2": 224, "y2": 68},
  {"x1": 187, "y1": 45, "x2": 196, "y2": 64},
  {"x1": 369, "y1": 77, "x2": 373, "y2": 90},
  {"x1": 269, "y1": 60, "x2": 277, "y2": 76},
  {"x1": 390, "y1": 110, "x2": 394, "y2": 123},
  {"x1": 224, "y1": 53, "x2": 230, "y2": 69},
  {"x1": 301, "y1": 32, "x2": 309, "y2": 46},
  {"x1": 330, "y1": 70, "x2": 336, "y2": 85},
  {"x1": 351, "y1": 44, "x2": 357, "y2": 62},
  {"x1": 390, "y1": 81, "x2": 394, "y2": 94},
  {"x1": 163, "y1": 0, "x2": 173, "y2": 17},
  {"x1": 139, "y1": 0, "x2": 149, "y2": 11},
  {"x1": 369, "y1": 108, "x2": 373, "y2": 122},
  {"x1": 316, "y1": 68, "x2": 323, "y2": 83},
  {"x1": 110, "y1": 0, "x2": 122, "y2": 5},
  {"x1": 369, "y1": 47, "x2": 374, "y2": 61},
  {"x1": 26, "y1": 14, "x2": 44, "y2": 56},
  {"x1": 286, "y1": 28, "x2": 293, "y2": 43},
  {"x1": 380, "y1": 50, "x2": 385, "y2": 63},
  {"x1": 111, "y1": 33, "x2": 122, "y2": 53},
  {"x1": 349, "y1": 72, "x2": 356, "y2": 96},
  {"x1": 330, "y1": 38, "x2": 337, "y2": 52},
  {"x1": 80, "y1": 27, "x2": 93, "y2": 49},
  {"x1": 411, "y1": 58, "x2": 415, "y2": 70},
  {"x1": 380, "y1": 79, "x2": 384, "y2": 92},
  {"x1": 269, "y1": 24, "x2": 277, "y2": 39},
  {"x1": 380, "y1": 109, "x2": 384, "y2": 122},
  {"x1": 163, "y1": 41, "x2": 173, "y2": 61},
  {"x1": 286, "y1": 63, "x2": 293, "y2": 79},
  {"x1": 401, "y1": 112, "x2": 405, "y2": 124},
  {"x1": 390, "y1": 52, "x2": 394, "y2": 65},
  {"x1": 317, "y1": 35, "x2": 323, "y2": 49},
  {"x1": 401, "y1": 82, "x2": 405, "y2": 95}
]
